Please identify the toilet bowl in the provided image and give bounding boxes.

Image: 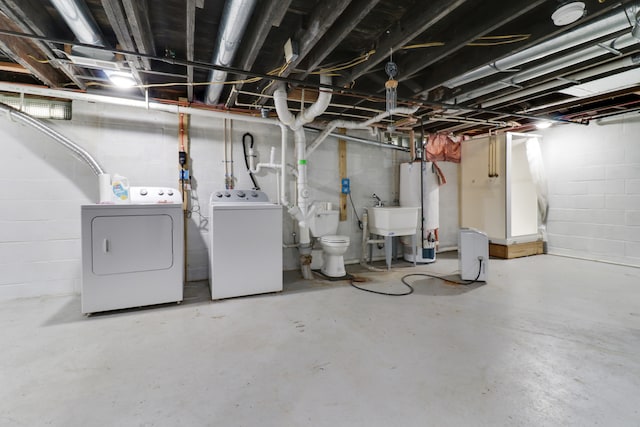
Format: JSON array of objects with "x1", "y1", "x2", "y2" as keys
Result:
[
  {"x1": 309, "y1": 204, "x2": 350, "y2": 278},
  {"x1": 320, "y1": 235, "x2": 350, "y2": 277}
]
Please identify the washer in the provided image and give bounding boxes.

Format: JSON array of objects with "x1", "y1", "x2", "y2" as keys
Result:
[
  {"x1": 81, "y1": 187, "x2": 183, "y2": 314},
  {"x1": 209, "y1": 189, "x2": 282, "y2": 300}
]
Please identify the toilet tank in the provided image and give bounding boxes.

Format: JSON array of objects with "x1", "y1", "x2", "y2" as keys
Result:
[{"x1": 309, "y1": 208, "x2": 339, "y2": 237}]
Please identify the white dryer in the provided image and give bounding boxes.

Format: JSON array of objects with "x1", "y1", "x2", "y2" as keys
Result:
[
  {"x1": 81, "y1": 187, "x2": 184, "y2": 314},
  {"x1": 209, "y1": 189, "x2": 282, "y2": 300}
]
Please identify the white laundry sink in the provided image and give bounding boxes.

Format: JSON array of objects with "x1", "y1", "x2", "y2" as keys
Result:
[{"x1": 368, "y1": 206, "x2": 419, "y2": 236}]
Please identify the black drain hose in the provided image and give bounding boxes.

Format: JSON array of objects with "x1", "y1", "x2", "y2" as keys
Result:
[{"x1": 242, "y1": 132, "x2": 260, "y2": 190}]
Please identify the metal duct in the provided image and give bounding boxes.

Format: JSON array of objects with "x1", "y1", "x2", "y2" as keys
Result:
[
  {"x1": 205, "y1": 0, "x2": 258, "y2": 105},
  {"x1": 49, "y1": 0, "x2": 113, "y2": 60},
  {"x1": 481, "y1": 55, "x2": 638, "y2": 108},
  {"x1": 0, "y1": 102, "x2": 105, "y2": 175},
  {"x1": 443, "y1": 2, "x2": 640, "y2": 90},
  {"x1": 454, "y1": 32, "x2": 638, "y2": 105}
]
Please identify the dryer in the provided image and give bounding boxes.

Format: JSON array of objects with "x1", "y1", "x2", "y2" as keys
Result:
[{"x1": 81, "y1": 187, "x2": 183, "y2": 314}]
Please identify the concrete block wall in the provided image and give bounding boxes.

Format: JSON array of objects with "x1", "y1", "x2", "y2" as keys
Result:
[
  {"x1": 1, "y1": 99, "x2": 430, "y2": 299},
  {"x1": 540, "y1": 113, "x2": 640, "y2": 266}
]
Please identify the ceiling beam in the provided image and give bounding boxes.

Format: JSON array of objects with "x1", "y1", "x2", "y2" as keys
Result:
[
  {"x1": 298, "y1": 0, "x2": 381, "y2": 80},
  {"x1": 398, "y1": 0, "x2": 548, "y2": 83},
  {"x1": 257, "y1": 0, "x2": 353, "y2": 102},
  {"x1": 0, "y1": 12, "x2": 66, "y2": 87},
  {"x1": 336, "y1": 0, "x2": 468, "y2": 87},
  {"x1": 0, "y1": 61, "x2": 29, "y2": 74},
  {"x1": 0, "y1": 0, "x2": 84, "y2": 88},
  {"x1": 186, "y1": 0, "x2": 196, "y2": 102},
  {"x1": 223, "y1": 0, "x2": 292, "y2": 107},
  {"x1": 121, "y1": 0, "x2": 156, "y2": 65},
  {"x1": 101, "y1": 0, "x2": 145, "y2": 71},
  {"x1": 415, "y1": 0, "x2": 635, "y2": 100}
]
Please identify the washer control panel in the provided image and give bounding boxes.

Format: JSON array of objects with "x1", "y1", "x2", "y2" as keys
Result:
[
  {"x1": 130, "y1": 186, "x2": 182, "y2": 204},
  {"x1": 211, "y1": 189, "x2": 270, "y2": 203}
]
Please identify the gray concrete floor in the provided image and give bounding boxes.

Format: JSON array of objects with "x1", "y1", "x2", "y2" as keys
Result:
[{"x1": 1, "y1": 253, "x2": 640, "y2": 426}]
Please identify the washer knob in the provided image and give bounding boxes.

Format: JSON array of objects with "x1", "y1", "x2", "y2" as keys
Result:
[
  {"x1": 215, "y1": 192, "x2": 223, "y2": 198},
  {"x1": 237, "y1": 191, "x2": 246, "y2": 198},
  {"x1": 224, "y1": 192, "x2": 231, "y2": 197},
  {"x1": 158, "y1": 189, "x2": 164, "y2": 195},
  {"x1": 251, "y1": 192, "x2": 259, "y2": 197},
  {"x1": 140, "y1": 188, "x2": 148, "y2": 196},
  {"x1": 167, "y1": 190, "x2": 174, "y2": 196}
]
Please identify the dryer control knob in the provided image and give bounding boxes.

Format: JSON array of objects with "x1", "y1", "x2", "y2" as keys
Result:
[
  {"x1": 215, "y1": 192, "x2": 223, "y2": 198},
  {"x1": 237, "y1": 191, "x2": 246, "y2": 198},
  {"x1": 167, "y1": 190, "x2": 174, "y2": 196},
  {"x1": 140, "y1": 189, "x2": 148, "y2": 196},
  {"x1": 158, "y1": 189, "x2": 164, "y2": 195},
  {"x1": 224, "y1": 192, "x2": 231, "y2": 197},
  {"x1": 251, "y1": 192, "x2": 258, "y2": 197}
]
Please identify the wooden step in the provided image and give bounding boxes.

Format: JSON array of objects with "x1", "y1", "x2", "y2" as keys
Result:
[{"x1": 489, "y1": 240, "x2": 544, "y2": 259}]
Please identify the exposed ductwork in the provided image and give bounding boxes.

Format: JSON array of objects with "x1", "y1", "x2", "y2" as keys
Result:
[
  {"x1": 453, "y1": 32, "x2": 639, "y2": 106},
  {"x1": 49, "y1": 0, "x2": 113, "y2": 61},
  {"x1": 205, "y1": 0, "x2": 258, "y2": 105},
  {"x1": 443, "y1": 2, "x2": 640, "y2": 91},
  {"x1": 0, "y1": 102, "x2": 105, "y2": 175},
  {"x1": 482, "y1": 55, "x2": 640, "y2": 109}
]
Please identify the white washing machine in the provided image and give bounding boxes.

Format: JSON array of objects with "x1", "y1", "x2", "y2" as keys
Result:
[
  {"x1": 81, "y1": 187, "x2": 184, "y2": 314},
  {"x1": 209, "y1": 189, "x2": 282, "y2": 300}
]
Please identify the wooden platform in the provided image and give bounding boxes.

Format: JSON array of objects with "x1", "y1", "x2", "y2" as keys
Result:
[{"x1": 489, "y1": 240, "x2": 544, "y2": 259}]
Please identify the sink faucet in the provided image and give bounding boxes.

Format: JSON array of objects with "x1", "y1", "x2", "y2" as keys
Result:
[{"x1": 372, "y1": 193, "x2": 383, "y2": 207}]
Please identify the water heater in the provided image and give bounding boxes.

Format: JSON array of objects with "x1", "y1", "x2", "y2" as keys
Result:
[{"x1": 458, "y1": 228, "x2": 488, "y2": 281}]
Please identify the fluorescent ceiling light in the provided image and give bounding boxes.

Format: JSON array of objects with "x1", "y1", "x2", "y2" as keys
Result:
[
  {"x1": 535, "y1": 121, "x2": 552, "y2": 129},
  {"x1": 106, "y1": 71, "x2": 137, "y2": 88},
  {"x1": 558, "y1": 67, "x2": 640, "y2": 97}
]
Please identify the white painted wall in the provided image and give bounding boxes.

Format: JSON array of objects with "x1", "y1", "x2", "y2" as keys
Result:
[
  {"x1": 0, "y1": 100, "x2": 419, "y2": 299},
  {"x1": 540, "y1": 113, "x2": 640, "y2": 267},
  {"x1": 434, "y1": 162, "x2": 459, "y2": 250}
]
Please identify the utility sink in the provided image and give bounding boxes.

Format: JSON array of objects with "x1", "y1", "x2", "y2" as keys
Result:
[{"x1": 368, "y1": 207, "x2": 419, "y2": 236}]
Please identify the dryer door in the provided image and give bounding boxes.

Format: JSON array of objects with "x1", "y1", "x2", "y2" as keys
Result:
[{"x1": 91, "y1": 214, "x2": 174, "y2": 275}]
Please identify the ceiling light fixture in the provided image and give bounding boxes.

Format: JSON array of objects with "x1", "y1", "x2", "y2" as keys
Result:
[
  {"x1": 535, "y1": 121, "x2": 552, "y2": 129},
  {"x1": 106, "y1": 71, "x2": 137, "y2": 88},
  {"x1": 551, "y1": 2, "x2": 586, "y2": 26}
]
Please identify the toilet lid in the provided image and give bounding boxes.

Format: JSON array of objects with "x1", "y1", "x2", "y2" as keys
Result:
[{"x1": 321, "y1": 235, "x2": 349, "y2": 244}]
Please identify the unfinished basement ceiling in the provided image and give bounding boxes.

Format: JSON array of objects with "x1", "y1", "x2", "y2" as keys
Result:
[{"x1": 0, "y1": 0, "x2": 639, "y2": 135}]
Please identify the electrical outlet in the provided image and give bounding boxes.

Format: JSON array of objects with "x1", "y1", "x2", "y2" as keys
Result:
[
  {"x1": 341, "y1": 178, "x2": 350, "y2": 194},
  {"x1": 284, "y1": 38, "x2": 299, "y2": 63}
]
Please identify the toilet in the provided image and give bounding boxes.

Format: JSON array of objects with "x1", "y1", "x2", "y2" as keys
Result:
[{"x1": 308, "y1": 203, "x2": 350, "y2": 277}]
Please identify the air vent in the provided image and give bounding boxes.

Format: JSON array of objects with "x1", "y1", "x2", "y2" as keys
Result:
[
  {"x1": 0, "y1": 93, "x2": 72, "y2": 120},
  {"x1": 65, "y1": 52, "x2": 123, "y2": 72}
]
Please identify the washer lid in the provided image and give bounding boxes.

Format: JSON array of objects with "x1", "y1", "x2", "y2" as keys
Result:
[{"x1": 321, "y1": 235, "x2": 350, "y2": 244}]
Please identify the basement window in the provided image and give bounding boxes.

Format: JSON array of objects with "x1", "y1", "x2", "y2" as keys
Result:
[{"x1": 0, "y1": 93, "x2": 72, "y2": 120}]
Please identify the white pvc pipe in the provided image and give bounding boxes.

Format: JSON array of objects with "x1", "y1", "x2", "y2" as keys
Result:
[
  {"x1": 273, "y1": 75, "x2": 333, "y2": 280},
  {"x1": 306, "y1": 106, "x2": 419, "y2": 156}
]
